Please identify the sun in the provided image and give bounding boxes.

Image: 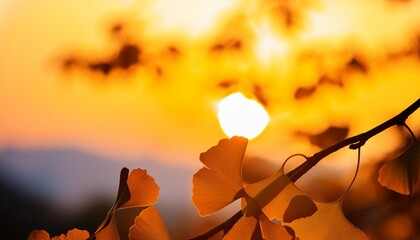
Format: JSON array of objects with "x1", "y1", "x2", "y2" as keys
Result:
[{"x1": 217, "y1": 92, "x2": 270, "y2": 139}]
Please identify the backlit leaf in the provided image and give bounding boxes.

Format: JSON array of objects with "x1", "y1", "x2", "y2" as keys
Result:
[
  {"x1": 260, "y1": 215, "x2": 293, "y2": 240},
  {"x1": 121, "y1": 169, "x2": 160, "y2": 208},
  {"x1": 378, "y1": 140, "x2": 420, "y2": 195},
  {"x1": 52, "y1": 229, "x2": 90, "y2": 240},
  {"x1": 244, "y1": 168, "x2": 317, "y2": 222},
  {"x1": 28, "y1": 229, "x2": 89, "y2": 240},
  {"x1": 245, "y1": 161, "x2": 367, "y2": 239},
  {"x1": 223, "y1": 216, "x2": 259, "y2": 240},
  {"x1": 192, "y1": 136, "x2": 248, "y2": 216},
  {"x1": 288, "y1": 202, "x2": 368, "y2": 239},
  {"x1": 129, "y1": 207, "x2": 171, "y2": 240},
  {"x1": 283, "y1": 195, "x2": 317, "y2": 223},
  {"x1": 92, "y1": 168, "x2": 160, "y2": 240},
  {"x1": 28, "y1": 230, "x2": 50, "y2": 240}
]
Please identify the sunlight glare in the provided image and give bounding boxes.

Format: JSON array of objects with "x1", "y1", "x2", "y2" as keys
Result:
[
  {"x1": 253, "y1": 19, "x2": 287, "y2": 64},
  {"x1": 218, "y1": 92, "x2": 270, "y2": 139}
]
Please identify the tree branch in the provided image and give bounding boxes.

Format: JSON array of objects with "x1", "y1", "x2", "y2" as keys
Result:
[
  {"x1": 190, "y1": 211, "x2": 242, "y2": 240},
  {"x1": 191, "y1": 98, "x2": 420, "y2": 239},
  {"x1": 288, "y1": 98, "x2": 420, "y2": 182}
]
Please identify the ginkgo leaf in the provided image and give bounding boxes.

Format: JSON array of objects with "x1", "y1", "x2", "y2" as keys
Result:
[
  {"x1": 259, "y1": 215, "x2": 293, "y2": 240},
  {"x1": 287, "y1": 202, "x2": 369, "y2": 240},
  {"x1": 244, "y1": 168, "x2": 317, "y2": 222},
  {"x1": 240, "y1": 199, "x2": 292, "y2": 240},
  {"x1": 28, "y1": 230, "x2": 50, "y2": 240},
  {"x1": 192, "y1": 136, "x2": 248, "y2": 216},
  {"x1": 283, "y1": 195, "x2": 317, "y2": 223},
  {"x1": 223, "y1": 215, "x2": 259, "y2": 240},
  {"x1": 115, "y1": 207, "x2": 147, "y2": 240},
  {"x1": 378, "y1": 140, "x2": 420, "y2": 195},
  {"x1": 94, "y1": 215, "x2": 120, "y2": 240},
  {"x1": 92, "y1": 168, "x2": 160, "y2": 240},
  {"x1": 129, "y1": 206, "x2": 171, "y2": 240},
  {"x1": 28, "y1": 229, "x2": 90, "y2": 240},
  {"x1": 121, "y1": 169, "x2": 160, "y2": 208},
  {"x1": 51, "y1": 229, "x2": 90, "y2": 240},
  {"x1": 245, "y1": 162, "x2": 368, "y2": 240}
]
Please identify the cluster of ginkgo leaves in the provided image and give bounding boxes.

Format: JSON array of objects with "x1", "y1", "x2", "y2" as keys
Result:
[{"x1": 28, "y1": 109, "x2": 419, "y2": 240}]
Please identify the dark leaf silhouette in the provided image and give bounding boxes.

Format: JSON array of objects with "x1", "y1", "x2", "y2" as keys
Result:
[
  {"x1": 28, "y1": 229, "x2": 89, "y2": 240},
  {"x1": 218, "y1": 79, "x2": 238, "y2": 89},
  {"x1": 294, "y1": 86, "x2": 316, "y2": 99},
  {"x1": 378, "y1": 140, "x2": 420, "y2": 195},
  {"x1": 253, "y1": 84, "x2": 269, "y2": 106},
  {"x1": 91, "y1": 168, "x2": 159, "y2": 240},
  {"x1": 346, "y1": 57, "x2": 367, "y2": 73},
  {"x1": 304, "y1": 126, "x2": 349, "y2": 149},
  {"x1": 283, "y1": 195, "x2": 317, "y2": 223},
  {"x1": 244, "y1": 168, "x2": 318, "y2": 223},
  {"x1": 210, "y1": 39, "x2": 242, "y2": 52},
  {"x1": 318, "y1": 75, "x2": 344, "y2": 87},
  {"x1": 115, "y1": 44, "x2": 141, "y2": 69},
  {"x1": 89, "y1": 62, "x2": 113, "y2": 75}
]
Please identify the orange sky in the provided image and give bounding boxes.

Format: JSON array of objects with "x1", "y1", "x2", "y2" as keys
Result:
[{"x1": 1, "y1": 0, "x2": 420, "y2": 169}]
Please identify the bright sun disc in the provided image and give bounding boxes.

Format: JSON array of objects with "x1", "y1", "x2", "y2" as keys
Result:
[{"x1": 218, "y1": 92, "x2": 270, "y2": 139}]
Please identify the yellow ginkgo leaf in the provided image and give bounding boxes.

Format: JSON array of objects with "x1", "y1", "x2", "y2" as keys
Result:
[
  {"x1": 378, "y1": 140, "x2": 420, "y2": 195},
  {"x1": 28, "y1": 229, "x2": 89, "y2": 240},
  {"x1": 92, "y1": 168, "x2": 160, "y2": 240},
  {"x1": 122, "y1": 168, "x2": 160, "y2": 208},
  {"x1": 245, "y1": 156, "x2": 368, "y2": 240},
  {"x1": 223, "y1": 215, "x2": 259, "y2": 240},
  {"x1": 28, "y1": 230, "x2": 50, "y2": 240},
  {"x1": 192, "y1": 136, "x2": 248, "y2": 216},
  {"x1": 52, "y1": 229, "x2": 90, "y2": 240},
  {"x1": 129, "y1": 206, "x2": 171, "y2": 240},
  {"x1": 94, "y1": 214, "x2": 123, "y2": 240},
  {"x1": 244, "y1": 168, "x2": 317, "y2": 222},
  {"x1": 288, "y1": 202, "x2": 368, "y2": 240},
  {"x1": 259, "y1": 215, "x2": 293, "y2": 240}
]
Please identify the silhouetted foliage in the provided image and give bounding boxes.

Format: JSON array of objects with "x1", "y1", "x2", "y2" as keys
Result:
[
  {"x1": 294, "y1": 86, "x2": 316, "y2": 99},
  {"x1": 347, "y1": 57, "x2": 368, "y2": 73},
  {"x1": 299, "y1": 126, "x2": 350, "y2": 149},
  {"x1": 210, "y1": 39, "x2": 243, "y2": 53},
  {"x1": 253, "y1": 84, "x2": 269, "y2": 106}
]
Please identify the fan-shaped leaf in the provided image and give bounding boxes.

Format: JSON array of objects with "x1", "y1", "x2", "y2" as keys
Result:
[
  {"x1": 28, "y1": 229, "x2": 89, "y2": 240},
  {"x1": 129, "y1": 207, "x2": 171, "y2": 240},
  {"x1": 92, "y1": 168, "x2": 160, "y2": 240},
  {"x1": 260, "y1": 215, "x2": 293, "y2": 240},
  {"x1": 192, "y1": 136, "x2": 248, "y2": 216},
  {"x1": 288, "y1": 202, "x2": 368, "y2": 240},
  {"x1": 244, "y1": 169, "x2": 317, "y2": 222},
  {"x1": 378, "y1": 140, "x2": 420, "y2": 195},
  {"x1": 223, "y1": 216, "x2": 259, "y2": 240},
  {"x1": 28, "y1": 230, "x2": 50, "y2": 240},
  {"x1": 245, "y1": 163, "x2": 368, "y2": 239},
  {"x1": 122, "y1": 169, "x2": 160, "y2": 208}
]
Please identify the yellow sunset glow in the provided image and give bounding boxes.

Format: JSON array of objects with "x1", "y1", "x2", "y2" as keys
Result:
[
  {"x1": 218, "y1": 92, "x2": 269, "y2": 139},
  {"x1": 2, "y1": 1, "x2": 420, "y2": 239},
  {"x1": 0, "y1": 0, "x2": 419, "y2": 168}
]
